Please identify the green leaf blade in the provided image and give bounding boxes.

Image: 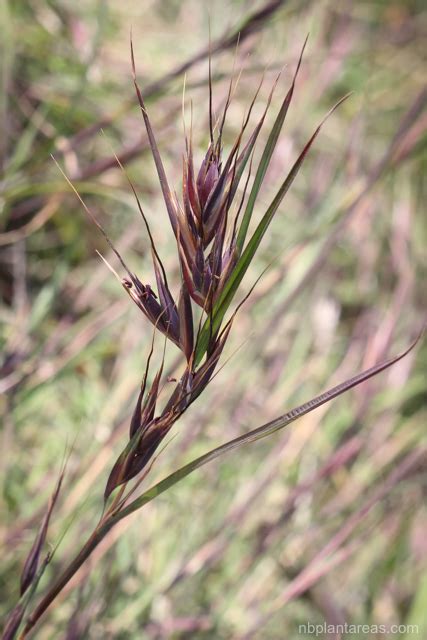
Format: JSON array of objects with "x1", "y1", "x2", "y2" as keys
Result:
[
  {"x1": 235, "y1": 36, "x2": 308, "y2": 254},
  {"x1": 195, "y1": 94, "x2": 350, "y2": 365},
  {"x1": 116, "y1": 331, "x2": 423, "y2": 525}
]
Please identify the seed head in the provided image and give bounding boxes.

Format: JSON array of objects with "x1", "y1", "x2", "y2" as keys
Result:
[{"x1": 104, "y1": 36, "x2": 350, "y2": 499}]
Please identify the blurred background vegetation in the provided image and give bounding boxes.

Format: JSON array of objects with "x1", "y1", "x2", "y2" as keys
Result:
[{"x1": 1, "y1": 0, "x2": 426, "y2": 638}]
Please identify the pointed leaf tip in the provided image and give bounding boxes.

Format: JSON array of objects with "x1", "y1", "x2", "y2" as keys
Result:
[
  {"x1": 20, "y1": 469, "x2": 64, "y2": 596},
  {"x1": 236, "y1": 36, "x2": 308, "y2": 254}
]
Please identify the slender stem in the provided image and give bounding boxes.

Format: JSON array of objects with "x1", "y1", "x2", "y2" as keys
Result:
[{"x1": 18, "y1": 518, "x2": 115, "y2": 639}]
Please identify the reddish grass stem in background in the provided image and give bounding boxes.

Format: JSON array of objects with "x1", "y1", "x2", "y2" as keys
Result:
[{"x1": 3, "y1": 36, "x2": 423, "y2": 640}]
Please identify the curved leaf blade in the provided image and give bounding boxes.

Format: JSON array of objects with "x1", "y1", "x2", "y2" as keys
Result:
[{"x1": 113, "y1": 330, "x2": 423, "y2": 524}]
